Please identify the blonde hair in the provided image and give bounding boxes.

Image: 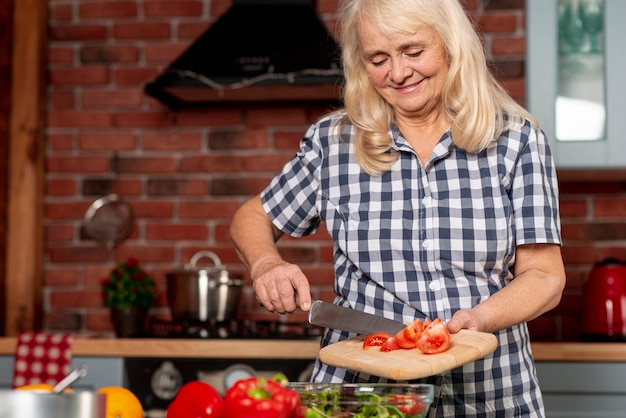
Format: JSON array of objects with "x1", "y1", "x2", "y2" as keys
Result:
[{"x1": 337, "y1": 0, "x2": 536, "y2": 175}]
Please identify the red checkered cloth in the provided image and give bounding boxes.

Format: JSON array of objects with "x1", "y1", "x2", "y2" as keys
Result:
[{"x1": 12, "y1": 332, "x2": 73, "y2": 388}]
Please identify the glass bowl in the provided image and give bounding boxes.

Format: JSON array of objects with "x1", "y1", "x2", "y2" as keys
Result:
[{"x1": 288, "y1": 383, "x2": 434, "y2": 418}]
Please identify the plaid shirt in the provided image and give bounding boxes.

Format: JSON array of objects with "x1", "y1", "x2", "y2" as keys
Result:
[{"x1": 261, "y1": 112, "x2": 561, "y2": 417}]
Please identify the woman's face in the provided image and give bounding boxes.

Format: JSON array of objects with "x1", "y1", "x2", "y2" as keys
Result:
[{"x1": 358, "y1": 19, "x2": 450, "y2": 118}]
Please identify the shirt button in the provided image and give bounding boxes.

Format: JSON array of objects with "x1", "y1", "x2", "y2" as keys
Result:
[
  {"x1": 428, "y1": 282, "x2": 440, "y2": 291},
  {"x1": 422, "y1": 240, "x2": 431, "y2": 249},
  {"x1": 422, "y1": 196, "x2": 431, "y2": 206}
]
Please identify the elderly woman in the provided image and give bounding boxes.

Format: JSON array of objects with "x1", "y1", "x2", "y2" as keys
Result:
[{"x1": 230, "y1": 0, "x2": 566, "y2": 416}]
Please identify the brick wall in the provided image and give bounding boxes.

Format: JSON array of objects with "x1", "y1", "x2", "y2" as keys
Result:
[
  {"x1": 542, "y1": 180, "x2": 626, "y2": 341},
  {"x1": 43, "y1": 0, "x2": 626, "y2": 341}
]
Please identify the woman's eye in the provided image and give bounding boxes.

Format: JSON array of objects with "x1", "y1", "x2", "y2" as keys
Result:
[
  {"x1": 370, "y1": 58, "x2": 387, "y2": 67},
  {"x1": 407, "y1": 50, "x2": 424, "y2": 58}
]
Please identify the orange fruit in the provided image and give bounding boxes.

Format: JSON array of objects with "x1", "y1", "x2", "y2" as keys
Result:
[
  {"x1": 96, "y1": 386, "x2": 143, "y2": 418},
  {"x1": 15, "y1": 383, "x2": 74, "y2": 393},
  {"x1": 15, "y1": 383, "x2": 55, "y2": 392}
]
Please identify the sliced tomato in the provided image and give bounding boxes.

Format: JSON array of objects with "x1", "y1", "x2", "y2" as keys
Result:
[
  {"x1": 416, "y1": 318, "x2": 451, "y2": 354},
  {"x1": 395, "y1": 330, "x2": 417, "y2": 349},
  {"x1": 380, "y1": 335, "x2": 401, "y2": 352},
  {"x1": 362, "y1": 332, "x2": 391, "y2": 349},
  {"x1": 389, "y1": 394, "x2": 426, "y2": 416},
  {"x1": 395, "y1": 318, "x2": 425, "y2": 349}
]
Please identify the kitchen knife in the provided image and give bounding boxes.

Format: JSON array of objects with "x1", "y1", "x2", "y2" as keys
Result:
[{"x1": 308, "y1": 300, "x2": 406, "y2": 335}]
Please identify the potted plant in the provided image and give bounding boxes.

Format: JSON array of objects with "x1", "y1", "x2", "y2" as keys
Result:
[{"x1": 101, "y1": 257, "x2": 157, "y2": 337}]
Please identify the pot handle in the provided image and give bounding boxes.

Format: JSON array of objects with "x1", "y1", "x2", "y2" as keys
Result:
[{"x1": 187, "y1": 250, "x2": 223, "y2": 268}]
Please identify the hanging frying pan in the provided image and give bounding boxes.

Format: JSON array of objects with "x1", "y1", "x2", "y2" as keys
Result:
[{"x1": 83, "y1": 194, "x2": 134, "y2": 250}]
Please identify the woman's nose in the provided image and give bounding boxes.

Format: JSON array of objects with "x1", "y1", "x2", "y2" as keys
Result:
[{"x1": 389, "y1": 58, "x2": 412, "y2": 82}]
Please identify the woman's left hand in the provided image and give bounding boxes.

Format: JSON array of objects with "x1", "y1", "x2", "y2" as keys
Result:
[
  {"x1": 447, "y1": 243, "x2": 566, "y2": 334},
  {"x1": 446, "y1": 309, "x2": 482, "y2": 334}
]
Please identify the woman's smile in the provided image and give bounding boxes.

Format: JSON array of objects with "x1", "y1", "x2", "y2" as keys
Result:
[{"x1": 394, "y1": 79, "x2": 423, "y2": 94}]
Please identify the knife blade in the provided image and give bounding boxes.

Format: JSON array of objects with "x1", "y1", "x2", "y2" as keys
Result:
[{"x1": 308, "y1": 300, "x2": 406, "y2": 335}]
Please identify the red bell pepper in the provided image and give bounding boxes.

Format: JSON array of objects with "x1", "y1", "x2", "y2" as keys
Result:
[
  {"x1": 272, "y1": 374, "x2": 302, "y2": 416},
  {"x1": 166, "y1": 380, "x2": 224, "y2": 418},
  {"x1": 223, "y1": 376, "x2": 301, "y2": 418}
]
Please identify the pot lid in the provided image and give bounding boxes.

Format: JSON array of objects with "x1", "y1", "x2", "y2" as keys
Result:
[
  {"x1": 181, "y1": 251, "x2": 226, "y2": 273},
  {"x1": 167, "y1": 251, "x2": 244, "y2": 285}
]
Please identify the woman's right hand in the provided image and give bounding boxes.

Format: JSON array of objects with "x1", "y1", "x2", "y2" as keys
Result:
[
  {"x1": 230, "y1": 194, "x2": 313, "y2": 314},
  {"x1": 250, "y1": 258, "x2": 312, "y2": 314}
]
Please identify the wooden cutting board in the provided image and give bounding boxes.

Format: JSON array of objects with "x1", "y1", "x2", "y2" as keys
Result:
[{"x1": 319, "y1": 329, "x2": 498, "y2": 380}]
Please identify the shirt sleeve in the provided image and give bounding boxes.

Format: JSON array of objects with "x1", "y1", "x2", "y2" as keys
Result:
[
  {"x1": 260, "y1": 123, "x2": 323, "y2": 237},
  {"x1": 510, "y1": 123, "x2": 562, "y2": 246}
]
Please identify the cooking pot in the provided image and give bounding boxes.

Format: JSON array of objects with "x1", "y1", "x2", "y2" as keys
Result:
[
  {"x1": 166, "y1": 251, "x2": 244, "y2": 322},
  {"x1": 0, "y1": 391, "x2": 105, "y2": 418},
  {"x1": 581, "y1": 258, "x2": 626, "y2": 341}
]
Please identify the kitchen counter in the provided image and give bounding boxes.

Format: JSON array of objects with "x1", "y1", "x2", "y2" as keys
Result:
[
  {"x1": 531, "y1": 341, "x2": 626, "y2": 361},
  {"x1": 2, "y1": 338, "x2": 624, "y2": 417},
  {"x1": 1, "y1": 337, "x2": 626, "y2": 361}
]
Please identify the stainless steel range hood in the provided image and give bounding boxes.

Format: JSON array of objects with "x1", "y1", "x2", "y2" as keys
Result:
[{"x1": 145, "y1": 0, "x2": 344, "y2": 109}]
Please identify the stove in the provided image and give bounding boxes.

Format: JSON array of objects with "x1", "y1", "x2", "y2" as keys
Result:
[
  {"x1": 124, "y1": 318, "x2": 321, "y2": 417},
  {"x1": 144, "y1": 317, "x2": 323, "y2": 339}
]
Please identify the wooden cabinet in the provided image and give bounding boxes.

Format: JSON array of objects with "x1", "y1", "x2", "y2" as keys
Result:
[{"x1": 527, "y1": 0, "x2": 626, "y2": 168}]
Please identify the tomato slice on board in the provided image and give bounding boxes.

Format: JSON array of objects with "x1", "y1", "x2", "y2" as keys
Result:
[
  {"x1": 380, "y1": 335, "x2": 401, "y2": 352},
  {"x1": 395, "y1": 318, "x2": 425, "y2": 349},
  {"x1": 416, "y1": 317, "x2": 451, "y2": 354},
  {"x1": 361, "y1": 317, "x2": 451, "y2": 354},
  {"x1": 362, "y1": 332, "x2": 391, "y2": 349},
  {"x1": 395, "y1": 330, "x2": 417, "y2": 349}
]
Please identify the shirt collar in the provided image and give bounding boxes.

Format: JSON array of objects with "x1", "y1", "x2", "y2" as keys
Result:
[{"x1": 389, "y1": 123, "x2": 455, "y2": 166}]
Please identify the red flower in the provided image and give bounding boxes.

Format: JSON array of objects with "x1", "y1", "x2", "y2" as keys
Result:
[{"x1": 101, "y1": 258, "x2": 156, "y2": 310}]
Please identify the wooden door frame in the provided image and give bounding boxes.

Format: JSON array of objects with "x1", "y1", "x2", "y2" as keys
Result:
[
  {"x1": 0, "y1": 0, "x2": 14, "y2": 336},
  {"x1": 3, "y1": 0, "x2": 47, "y2": 335}
]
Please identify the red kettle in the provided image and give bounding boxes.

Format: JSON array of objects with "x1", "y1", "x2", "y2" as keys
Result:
[{"x1": 581, "y1": 258, "x2": 626, "y2": 341}]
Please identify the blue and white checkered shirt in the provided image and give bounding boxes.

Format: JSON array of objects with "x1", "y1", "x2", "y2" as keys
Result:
[{"x1": 261, "y1": 111, "x2": 561, "y2": 417}]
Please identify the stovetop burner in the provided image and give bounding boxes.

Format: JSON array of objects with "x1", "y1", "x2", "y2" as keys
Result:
[{"x1": 138, "y1": 318, "x2": 323, "y2": 340}]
